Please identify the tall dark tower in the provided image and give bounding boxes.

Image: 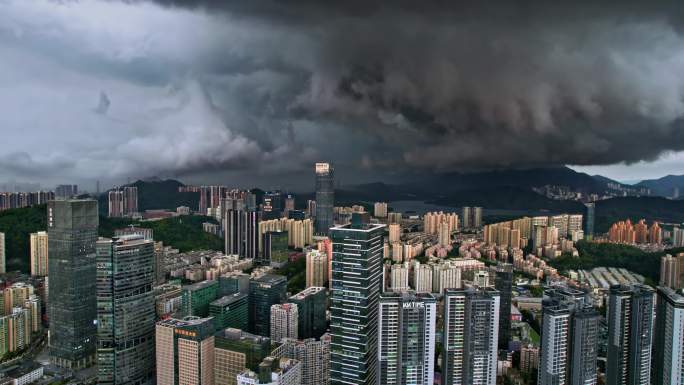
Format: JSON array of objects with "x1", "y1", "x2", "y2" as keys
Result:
[
  {"x1": 315, "y1": 162, "x2": 334, "y2": 235},
  {"x1": 48, "y1": 199, "x2": 99, "y2": 369},
  {"x1": 330, "y1": 217, "x2": 385, "y2": 385}
]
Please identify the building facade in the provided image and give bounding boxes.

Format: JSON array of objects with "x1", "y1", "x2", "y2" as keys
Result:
[
  {"x1": 653, "y1": 287, "x2": 684, "y2": 385},
  {"x1": 538, "y1": 287, "x2": 599, "y2": 385},
  {"x1": 330, "y1": 220, "x2": 385, "y2": 385},
  {"x1": 314, "y1": 163, "x2": 334, "y2": 235},
  {"x1": 156, "y1": 317, "x2": 215, "y2": 385},
  {"x1": 48, "y1": 199, "x2": 98, "y2": 369},
  {"x1": 29, "y1": 231, "x2": 48, "y2": 276},
  {"x1": 443, "y1": 287, "x2": 500, "y2": 385},
  {"x1": 249, "y1": 274, "x2": 287, "y2": 337},
  {"x1": 96, "y1": 235, "x2": 156, "y2": 385},
  {"x1": 606, "y1": 284, "x2": 655, "y2": 385},
  {"x1": 377, "y1": 292, "x2": 436, "y2": 385}
]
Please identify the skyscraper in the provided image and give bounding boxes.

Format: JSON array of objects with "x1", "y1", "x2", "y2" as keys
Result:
[
  {"x1": 495, "y1": 264, "x2": 513, "y2": 349},
  {"x1": 214, "y1": 328, "x2": 271, "y2": 385},
  {"x1": 606, "y1": 284, "x2": 655, "y2": 385},
  {"x1": 0, "y1": 232, "x2": 5, "y2": 274},
  {"x1": 48, "y1": 199, "x2": 98, "y2": 369},
  {"x1": 224, "y1": 197, "x2": 260, "y2": 260},
  {"x1": 314, "y1": 163, "x2": 334, "y2": 235},
  {"x1": 289, "y1": 286, "x2": 327, "y2": 339},
  {"x1": 156, "y1": 317, "x2": 215, "y2": 385},
  {"x1": 538, "y1": 286, "x2": 599, "y2": 385},
  {"x1": 249, "y1": 274, "x2": 287, "y2": 337},
  {"x1": 273, "y1": 335, "x2": 331, "y2": 385},
  {"x1": 330, "y1": 219, "x2": 385, "y2": 385},
  {"x1": 108, "y1": 190, "x2": 123, "y2": 218},
  {"x1": 443, "y1": 287, "x2": 500, "y2": 385},
  {"x1": 223, "y1": 197, "x2": 246, "y2": 257},
  {"x1": 55, "y1": 184, "x2": 78, "y2": 199},
  {"x1": 30, "y1": 231, "x2": 48, "y2": 277},
  {"x1": 584, "y1": 203, "x2": 595, "y2": 239},
  {"x1": 122, "y1": 186, "x2": 138, "y2": 216},
  {"x1": 377, "y1": 292, "x2": 436, "y2": 385},
  {"x1": 96, "y1": 235, "x2": 155, "y2": 385},
  {"x1": 652, "y1": 287, "x2": 684, "y2": 385},
  {"x1": 305, "y1": 250, "x2": 328, "y2": 288},
  {"x1": 270, "y1": 303, "x2": 298, "y2": 342}
]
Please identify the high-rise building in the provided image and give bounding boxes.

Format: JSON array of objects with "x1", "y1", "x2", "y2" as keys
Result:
[
  {"x1": 305, "y1": 250, "x2": 328, "y2": 288},
  {"x1": 209, "y1": 293, "x2": 249, "y2": 331},
  {"x1": 462, "y1": 207, "x2": 471, "y2": 228},
  {"x1": 307, "y1": 200, "x2": 317, "y2": 219},
  {"x1": 237, "y1": 356, "x2": 302, "y2": 385},
  {"x1": 96, "y1": 235, "x2": 155, "y2": 385},
  {"x1": 538, "y1": 287, "x2": 599, "y2": 385},
  {"x1": 0, "y1": 232, "x2": 5, "y2": 274},
  {"x1": 443, "y1": 287, "x2": 500, "y2": 385},
  {"x1": 273, "y1": 335, "x2": 331, "y2": 385},
  {"x1": 520, "y1": 344, "x2": 540, "y2": 374},
  {"x1": 438, "y1": 221, "x2": 451, "y2": 247},
  {"x1": 55, "y1": 184, "x2": 78, "y2": 199},
  {"x1": 30, "y1": 231, "x2": 48, "y2": 277},
  {"x1": 673, "y1": 226, "x2": 684, "y2": 248},
  {"x1": 249, "y1": 274, "x2": 287, "y2": 337},
  {"x1": 330, "y1": 219, "x2": 385, "y2": 385},
  {"x1": 264, "y1": 231, "x2": 289, "y2": 268},
  {"x1": 462, "y1": 206, "x2": 483, "y2": 229},
  {"x1": 314, "y1": 163, "x2": 334, "y2": 235},
  {"x1": 373, "y1": 202, "x2": 388, "y2": 218},
  {"x1": 270, "y1": 303, "x2": 298, "y2": 342},
  {"x1": 181, "y1": 280, "x2": 219, "y2": 317},
  {"x1": 653, "y1": 287, "x2": 684, "y2": 385},
  {"x1": 224, "y1": 197, "x2": 246, "y2": 257},
  {"x1": 388, "y1": 223, "x2": 401, "y2": 244},
  {"x1": 606, "y1": 284, "x2": 655, "y2": 385},
  {"x1": 156, "y1": 317, "x2": 215, "y2": 385},
  {"x1": 289, "y1": 286, "x2": 327, "y2": 339},
  {"x1": 660, "y1": 254, "x2": 681, "y2": 289},
  {"x1": 495, "y1": 264, "x2": 513, "y2": 349},
  {"x1": 48, "y1": 199, "x2": 98, "y2": 369},
  {"x1": 122, "y1": 186, "x2": 138, "y2": 216},
  {"x1": 584, "y1": 203, "x2": 595, "y2": 238},
  {"x1": 377, "y1": 292, "x2": 436, "y2": 385},
  {"x1": 214, "y1": 328, "x2": 271, "y2": 385}
]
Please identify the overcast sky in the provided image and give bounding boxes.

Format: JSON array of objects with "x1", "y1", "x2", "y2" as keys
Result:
[{"x1": 2, "y1": 0, "x2": 684, "y2": 190}]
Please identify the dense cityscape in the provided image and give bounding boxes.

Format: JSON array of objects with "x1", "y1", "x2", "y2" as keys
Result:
[
  {"x1": 0, "y1": 162, "x2": 681, "y2": 385},
  {"x1": 7, "y1": 1, "x2": 684, "y2": 385}
]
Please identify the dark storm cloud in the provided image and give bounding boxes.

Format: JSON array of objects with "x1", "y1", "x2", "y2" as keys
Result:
[
  {"x1": 3, "y1": 0, "x2": 684, "y2": 187},
  {"x1": 146, "y1": 0, "x2": 684, "y2": 172}
]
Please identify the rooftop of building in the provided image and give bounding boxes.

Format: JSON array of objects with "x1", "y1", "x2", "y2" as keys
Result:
[
  {"x1": 182, "y1": 279, "x2": 218, "y2": 292},
  {"x1": 289, "y1": 286, "x2": 326, "y2": 300},
  {"x1": 157, "y1": 316, "x2": 213, "y2": 328},
  {"x1": 211, "y1": 293, "x2": 248, "y2": 306},
  {"x1": 379, "y1": 291, "x2": 436, "y2": 302},
  {"x1": 216, "y1": 327, "x2": 270, "y2": 343},
  {"x1": 251, "y1": 273, "x2": 287, "y2": 284}
]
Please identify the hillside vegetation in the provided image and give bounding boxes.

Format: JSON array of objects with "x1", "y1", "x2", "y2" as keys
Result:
[
  {"x1": 0, "y1": 205, "x2": 222, "y2": 273},
  {"x1": 550, "y1": 240, "x2": 684, "y2": 284}
]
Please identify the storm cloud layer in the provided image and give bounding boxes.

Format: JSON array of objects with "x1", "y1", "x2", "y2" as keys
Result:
[{"x1": 2, "y1": 0, "x2": 684, "y2": 186}]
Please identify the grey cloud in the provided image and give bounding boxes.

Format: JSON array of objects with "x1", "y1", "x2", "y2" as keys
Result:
[{"x1": 3, "y1": 0, "x2": 684, "y2": 188}]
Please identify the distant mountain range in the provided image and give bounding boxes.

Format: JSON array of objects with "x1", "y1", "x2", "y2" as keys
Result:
[
  {"x1": 106, "y1": 167, "x2": 684, "y2": 233},
  {"x1": 98, "y1": 179, "x2": 199, "y2": 215},
  {"x1": 636, "y1": 175, "x2": 684, "y2": 197}
]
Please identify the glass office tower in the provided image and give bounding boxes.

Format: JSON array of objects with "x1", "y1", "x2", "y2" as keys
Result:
[
  {"x1": 315, "y1": 163, "x2": 334, "y2": 235},
  {"x1": 48, "y1": 199, "x2": 99, "y2": 369},
  {"x1": 96, "y1": 235, "x2": 156, "y2": 384},
  {"x1": 330, "y1": 218, "x2": 385, "y2": 385}
]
